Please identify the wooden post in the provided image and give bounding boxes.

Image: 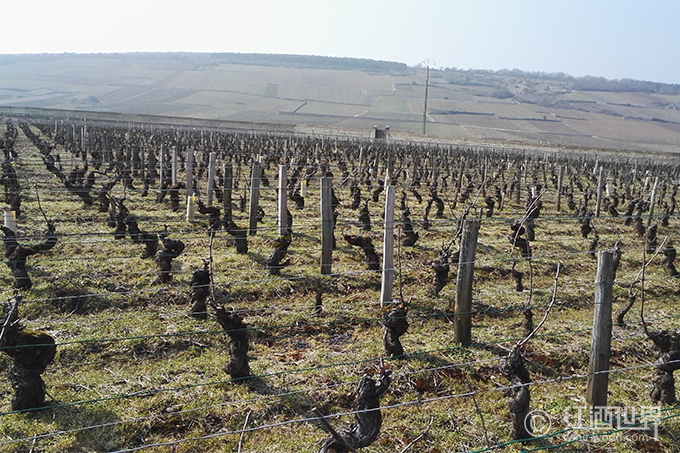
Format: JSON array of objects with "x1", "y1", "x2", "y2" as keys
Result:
[
  {"x1": 125, "y1": 146, "x2": 132, "y2": 174},
  {"x1": 320, "y1": 177, "x2": 333, "y2": 275},
  {"x1": 387, "y1": 151, "x2": 395, "y2": 185},
  {"x1": 186, "y1": 194, "x2": 196, "y2": 222},
  {"x1": 206, "y1": 152, "x2": 216, "y2": 206},
  {"x1": 147, "y1": 145, "x2": 156, "y2": 184},
  {"x1": 138, "y1": 146, "x2": 144, "y2": 179},
  {"x1": 595, "y1": 166, "x2": 604, "y2": 217},
  {"x1": 648, "y1": 176, "x2": 659, "y2": 226},
  {"x1": 430, "y1": 155, "x2": 438, "y2": 186},
  {"x1": 483, "y1": 157, "x2": 490, "y2": 197},
  {"x1": 454, "y1": 218, "x2": 480, "y2": 345},
  {"x1": 4, "y1": 211, "x2": 17, "y2": 233},
  {"x1": 101, "y1": 132, "x2": 109, "y2": 167},
  {"x1": 158, "y1": 144, "x2": 165, "y2": 184},
  {"x1": 586, "y1": 250, "x2": 614, "y2": 410},
  {"x1": 171, "y1": 146, "x2": 178, "y2": 186},
  {"x1": 115, "y1": 145, "x2": 123, "y2": 169},
  {"x1": 556, "y1": 165, "x2": 565, "y2": 212},
  {"x1": 380, "y1": 185, "x2": 396, "y2": 307},
  {"x1": 248, "y1": 162, "x2": 261, "y2": 235},
  {"x1": 358, "y1": 146, "x2": 364, "y2": 175},
  {"x1": 542, "y1": 157, "x2": 547, "y2": 186},
  {"x1": 278, "y1": 164, "x2": 288, "y2": 236},
  {"x1": 452, "y1": 157, "x2": 465, "y2": 210},
  {"x1": 186, "y1": 148, "x2": 194, "y2": 198},
  {"x1": 223, "y1": 163, "x2": 233, "y2": 225}
]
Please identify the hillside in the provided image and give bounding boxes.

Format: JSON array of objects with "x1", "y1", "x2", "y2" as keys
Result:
[{"x1": 2, "y1": 52, "x2": 680, "y2": 153}]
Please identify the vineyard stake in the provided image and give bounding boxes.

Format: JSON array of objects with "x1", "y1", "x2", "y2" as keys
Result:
[
  {"x1": 138, "y1": 145, "x2": 144, "y2": 179},
  {"x1": 481, "y1": 157, "x2": 487, "y2": 198},
  {"x1": 3, "y1": 211, "x2": 16, "y2": 233},
  {"x1": 223, "y1": 163, "x2": 233, "y2": 225},
  {"x1": 147, "y1": 142, "x2": 156, "y2": 185},
  {"x1": 278, "y1": 164, "x2": 288, "y2": 236},
  {"x1": 248, "y1": 161, "x2": 261, "y2": 235},
  {"x1": 171, "y1": 146, "x2": 177, "y2": 186},
  {"x1": 586, "y1": 250, "x2": 614, "y2": 410},
  {"x1": 454, "y1": 218, "x2": 480, "y2": 345},
  {"x1": 556, "y1": 164, "x2": 565, "y2": 212},
  {"x1": 186, "y1": 147, "x2": 194, "y2": 199},
  {"x1": 648, "y1": 176, "x2": 659, "y2": 226},
  {"x1": 595, "y1": 165, "x2": 604, "y2": 217},
  {"x1": 158, "y1": 143, "x2": 165, "y2": 188},
  {"x1": 206, "y1": 152, "x2": 216, "y2": 206},
  {"x1": 380, "y1": 185, "x2": 396, "y2": 307},
  {"x1": 452, "y1": 156, "x2": 464, "y2": 210},
  {"x1": 358, "y1": 145, "x2": 363, "y2": 175},
  {"x1": 320, "y1": 177, "x2": 333, "y2": 275}
]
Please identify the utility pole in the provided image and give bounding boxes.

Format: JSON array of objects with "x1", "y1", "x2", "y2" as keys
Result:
[{"x1": 421, "y1": 60, "x2": 434, "y2": 135}]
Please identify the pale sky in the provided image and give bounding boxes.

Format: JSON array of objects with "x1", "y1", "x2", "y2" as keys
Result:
[{"x1": 2, "y1": 0, "x2": 678, "y2": 84}]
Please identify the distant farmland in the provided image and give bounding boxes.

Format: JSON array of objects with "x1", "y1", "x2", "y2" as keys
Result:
[{"x1": 1, "y1": 52, "x2": 680, "y2": 152}]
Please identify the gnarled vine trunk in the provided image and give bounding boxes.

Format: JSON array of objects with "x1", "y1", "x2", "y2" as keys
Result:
[
  {"x1": 265, "y1": 234, "x2": 292, "y2": 276},
  {"x1": 189, "y1": 260, "x2": 211, "y2": 319},
  {"x1": 382, "y1": 304, "x2": 408, "y2": 357},
  {"x1": 0, "y1": 298, "x2": 56, "y2": 411},
  {"x1": 318, "y1": 368, "x2": 391, "y2": 452},
  {"x1": 500, "y1": 345, "x2": 532, "y2": 440},
  {"x1": 154, "y1": 232, "x2": 185, "y2": 284},
  {"x1": 344, "y1": 235, "x2": 380, "y2": 271},
  {"x1": 1, "y1": 221, "x2": 57, "y2": 289},
  {"x1": 648, "y1": 329, "x2": 680, "y2": 405},
  {"x1": 214, "y1": 306, "x2": 251, "y2": 381}
]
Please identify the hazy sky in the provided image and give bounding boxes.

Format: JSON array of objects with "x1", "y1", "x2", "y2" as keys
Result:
[{"x1": 2, "y1": 0, "x2": 678, "y2": 84}]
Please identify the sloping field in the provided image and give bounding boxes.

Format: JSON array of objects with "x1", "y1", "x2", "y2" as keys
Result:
[
  {"x1": 556, "y1": 90, "x2": 680, "y2": 106},
  {"x1": 296, "y1": 100, "x2": 368, "y2": 117},
  {"x1": 1, "y1": 53, "x2": 680, "y2": 152}
]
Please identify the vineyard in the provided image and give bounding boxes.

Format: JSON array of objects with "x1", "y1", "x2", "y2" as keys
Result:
[{"x1": 0, "y1": 112, "x2": 679, "y2": 452}]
